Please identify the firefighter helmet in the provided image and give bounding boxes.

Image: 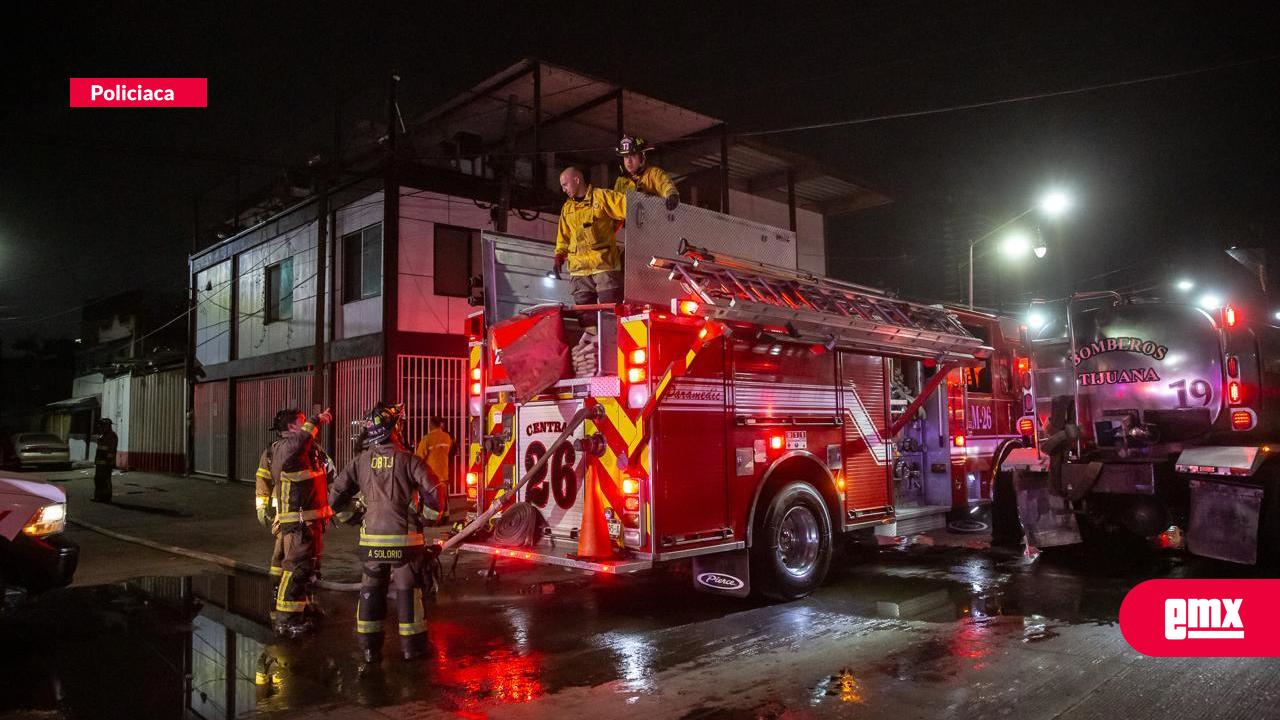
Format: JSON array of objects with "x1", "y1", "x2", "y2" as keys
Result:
[
  {"x1": 362, "y1": 402, "x2": 404, "y2": 445},
  {"x1": 616, "y1": 135, "x2": 650, "y2": 156}
]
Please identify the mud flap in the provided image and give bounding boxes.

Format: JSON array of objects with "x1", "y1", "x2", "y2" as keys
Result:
[
  {"x1": 1188, "y1": 479, "x2": 1262, "y2": 565},
  {"x1": 691, "y1": 549, "x2": 750, "y2": 598},
  {"x1": 1013, "y1": 469, "x2": 1081, "y2": 547}
]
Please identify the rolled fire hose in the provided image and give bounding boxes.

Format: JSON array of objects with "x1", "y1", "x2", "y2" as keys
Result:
[{"x1": 440, "y1": 404, "x2": 600, "y2": 552}]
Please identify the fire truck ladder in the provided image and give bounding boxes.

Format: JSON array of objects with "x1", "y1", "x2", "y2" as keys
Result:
[{"x1": 650, "y1": 240, "x2": 989, "y2": 364}]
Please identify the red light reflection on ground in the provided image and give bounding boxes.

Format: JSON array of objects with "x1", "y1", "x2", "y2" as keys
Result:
[{"x1": 429, "y1": 620, "x2": 545, "y2": 713}]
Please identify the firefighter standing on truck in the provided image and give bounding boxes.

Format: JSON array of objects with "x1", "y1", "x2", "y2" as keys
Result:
[
  {"x1": 554, "y1": 166, "x2": 628, "y2": 311},
  {"x1": 613, "y1": 135, "x2": 680, "y2": 211},
  {"x1": 269, "y1": 406, "x2": 334, "y2": 638},
  {"x1": 413, "y1": 415, "x2": 452, "y2": 526},
  {"x1": 256, "y1": 409, "x2": 337, "y2": 596},
  {"x1": 329, "y1": 402, "x2": 441, "y2": 669}
]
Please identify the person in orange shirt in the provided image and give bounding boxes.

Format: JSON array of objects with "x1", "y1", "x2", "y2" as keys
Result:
[{"x1": 414, "y1": 416, "x2": 452, "y2": 524}]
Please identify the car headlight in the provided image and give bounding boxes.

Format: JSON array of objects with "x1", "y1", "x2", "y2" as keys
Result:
[{"x1": 23, "y1": 502, "x2": 66, "y2": 537}]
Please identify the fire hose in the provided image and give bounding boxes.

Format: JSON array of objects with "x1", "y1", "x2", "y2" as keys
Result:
[{"x1": 440, "y1": 403, "x2": 603, "y2": 552}]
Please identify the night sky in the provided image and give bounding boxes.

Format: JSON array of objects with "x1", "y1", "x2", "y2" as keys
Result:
[{"x1": 2, "y1": 1, "x2": 1279, "y2": 343}]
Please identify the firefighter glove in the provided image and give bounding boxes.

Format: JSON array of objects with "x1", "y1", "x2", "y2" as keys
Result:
[
  {"x1": 553, "y1": 252, "x2": 566, "y2": 277},
  {"x1": 665, "y1": 193, "x2": 680, "y2": 212}
]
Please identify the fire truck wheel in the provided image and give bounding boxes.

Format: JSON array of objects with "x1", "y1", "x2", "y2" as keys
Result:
[{"x1": 751, "y1": 482, "x2": 832, "y2": 601}]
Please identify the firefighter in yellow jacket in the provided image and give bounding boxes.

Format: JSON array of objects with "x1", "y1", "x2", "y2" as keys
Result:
[
  {"x1": 413, "y1": 415, "x2": 452, "y2": 525},
  {"x1": 554, "y1": 166, "x2": 628, "y2": 312},
  {"x1": 613, "y1": 135, "x2": 680, "y2": 211},
  {"x1": 268, "y1": 407, "x2": 334, "y2": 638},
  {"x1": 330, "y1": 402, "x2": 441, "y2": 667}
]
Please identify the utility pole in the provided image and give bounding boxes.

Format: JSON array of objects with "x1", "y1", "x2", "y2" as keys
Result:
[
  {"x1": 494, "y1": 94, "x2": 516, "y2": 233},
  {"x1": 382, "y1": 71, "x2": 401, "y2": 401}
]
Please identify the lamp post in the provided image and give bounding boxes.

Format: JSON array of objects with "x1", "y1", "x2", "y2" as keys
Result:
[{"x1": 966, "y1": 190, "x2": 1070, "y2": 309}]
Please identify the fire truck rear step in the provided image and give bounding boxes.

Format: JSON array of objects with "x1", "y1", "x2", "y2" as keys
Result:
[{"x1": 458, "y1": 540, "x2": 653, "y2": 574}]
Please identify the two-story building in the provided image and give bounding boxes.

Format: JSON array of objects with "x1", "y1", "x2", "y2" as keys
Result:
[{"x1": 188, "y1": 60, "x2": 889, "y2": 491}]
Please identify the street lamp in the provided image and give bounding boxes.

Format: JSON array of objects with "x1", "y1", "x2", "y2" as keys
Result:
[{"x1": 968, "y1": 190, "x2": 1071, "y2": 309}]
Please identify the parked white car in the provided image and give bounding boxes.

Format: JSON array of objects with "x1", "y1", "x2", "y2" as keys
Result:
[
  {"x1": 10, "y1": 433, "x2": 71, "y2": 470},
  {"x1": 0, "y1": 475, "x2": 78, "y2": 592}
]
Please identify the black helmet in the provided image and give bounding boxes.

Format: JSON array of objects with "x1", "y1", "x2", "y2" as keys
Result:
[
  {"x1": 271, "y1": 408, "x2": 301, "y2": 434},
  {"x1": 362, "y1": 402, "x2": 403, "y2": 446},
  {"x1": 616, "y1": 134, "x2": 650, "y2": 156}
]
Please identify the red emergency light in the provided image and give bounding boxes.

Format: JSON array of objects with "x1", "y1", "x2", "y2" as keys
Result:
[
  {"x1": 953, "y1": 435, "x2": 966, "y2": 448},
  {"x1": 673, "y1": 299, "x2": 700, "y2": 316},
  {"x1": 1224, "y1": 305, "x2": 1239, "y2": 328},
  {"x1": 1017, "y1": 416, "x2": 1036, "y2": 436},
  {"x1": 621, "y1": 478, "x2": 639, "y2": 495},
  {"x1": 629, "y1": 349, "x2": 647, "y2": 365},
  {"x1": 1226, "y1": 355, "x2": 1239, "y2": 378},
  {"x1": 769, "y1": 434, "x2": 785, "y2": 451},
  {"x1": 470, "y1": 367, "x2": 482, "y2": 381},
  {"x1": 470, "y1": 381, "x2": 482, "y2": 396},
  {"x1": 1228, "y1": 380, "x2": 1242, "y2": 404},
  {"x1": 1015, "y1": 357, "x2": 1030, "y2": 374},
  {"x1": 1231, "y1": 409, "x2": 1256, "y2": 431},
  {"x1": 627, "y1": 367, "x2": 647, "y2": 384}
]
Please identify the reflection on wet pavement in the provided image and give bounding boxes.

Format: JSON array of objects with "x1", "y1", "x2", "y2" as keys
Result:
[{"x1": 1, "y1": 540, "x2": 1270, "y2": 718}]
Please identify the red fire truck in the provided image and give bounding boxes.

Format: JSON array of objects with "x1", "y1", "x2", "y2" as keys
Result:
[
  {"x1": 887, "y1": 309, "x2": 1034, "y2": 533},
  {"x1": 453, "y1": 194, "x2": 987, "y2": 599},
  {"x1": 941, "y1": 308, "x2": 1035, "y2": 512}
]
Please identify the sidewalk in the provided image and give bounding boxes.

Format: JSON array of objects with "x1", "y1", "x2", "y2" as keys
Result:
[{"x1": 43, "y1": 467, "x2": 465, "y2": 585}]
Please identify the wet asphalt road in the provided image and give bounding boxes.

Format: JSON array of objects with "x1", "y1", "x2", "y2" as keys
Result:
[{"x1": 4, "y1": 538, "x2": 1280, "y2": 719}]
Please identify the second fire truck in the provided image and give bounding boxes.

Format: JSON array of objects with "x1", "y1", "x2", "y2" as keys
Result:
[{"x1": 453, "y1": 194, "x2": 988, "y2": 599}]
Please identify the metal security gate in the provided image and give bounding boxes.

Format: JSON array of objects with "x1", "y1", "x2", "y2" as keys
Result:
[
  {"x1": 334, "y1": 356, "x2": 382, "y2": 471},
  {"x1": 235, "y1": 371, "x2": 313, "y2": 483},
  {"x1": 193, "y1": 381, "x2": 229, "y2": 476},
  {"x1": 397, "y1": 355, "x2": 467, "y2": 496}
]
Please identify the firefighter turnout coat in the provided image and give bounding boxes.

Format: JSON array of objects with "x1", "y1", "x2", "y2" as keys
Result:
[
  {"x1": 554, "y1": 185, "x2": 628, "y2": 277},
  {"x1": 330, "y1": 441, "x2": 441, "y2": 554},
  {"x1": 613, "y1": 165, "x2": 678, "y2": 201}
]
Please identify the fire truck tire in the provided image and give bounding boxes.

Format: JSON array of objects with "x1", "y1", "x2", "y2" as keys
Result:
[{"x1": 750, "y1": 482, "x2": 833, "y2": 601}]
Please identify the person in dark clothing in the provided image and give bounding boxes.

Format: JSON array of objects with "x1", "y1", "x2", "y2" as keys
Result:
[
  {"x1": 330, "y1": 402, "x2": 441, "y2": 669},
  {"x1": 92, "y1": 419, "x2": 118, "y2": 502}
]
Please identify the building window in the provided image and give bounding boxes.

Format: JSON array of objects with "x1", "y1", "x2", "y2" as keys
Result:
[
  {"x1": 265, "y1": 258, "x2": 293, "y2": 323},
  {"x1": 343, "y1": 223, "x2": 383, "y2": 303},
  {"x1": 434, "y1": 224, "x2": 476, "y2": 298}
]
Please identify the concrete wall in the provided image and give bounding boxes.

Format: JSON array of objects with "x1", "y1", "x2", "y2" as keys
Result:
[
  {"x1": 236, "y1": 222, "x2": 320, "y2": 360},
  {"x1": 194, "y1": 259, "x2": 232, "y2": 366}
]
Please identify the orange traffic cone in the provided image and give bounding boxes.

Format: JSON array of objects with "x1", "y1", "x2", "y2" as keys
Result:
[{"x1": 574, "y1": 464, "x2": 616, "y2": 560}]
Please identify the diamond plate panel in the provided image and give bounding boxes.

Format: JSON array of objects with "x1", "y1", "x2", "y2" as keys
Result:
[{"x1": 623, "y1": 192, "x2": 797, "y2": 307}]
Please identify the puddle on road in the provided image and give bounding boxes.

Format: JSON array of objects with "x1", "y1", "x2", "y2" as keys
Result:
[{"x1": 0, "y1": 542, "x2": 1260, "y2": 719}]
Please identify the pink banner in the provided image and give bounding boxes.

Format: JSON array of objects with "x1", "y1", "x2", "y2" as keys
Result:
[
  {"x1": 69, "y1": 78, "x2": 207, "y2": 107},
  {"x1": 1121, "y1": 578, "x2": 1280, "y2": 656}
]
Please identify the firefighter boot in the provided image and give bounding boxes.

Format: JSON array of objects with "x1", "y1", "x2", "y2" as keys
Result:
[
  {"x1": 273, "y1": 613, "x2": 315, "y2": 639},
  {"x1": 400, "y1": 632, "x2": 427, "y2": 661},
  {"x1": 358, "y1": 633, "x2": 383, "y2": 675}
]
